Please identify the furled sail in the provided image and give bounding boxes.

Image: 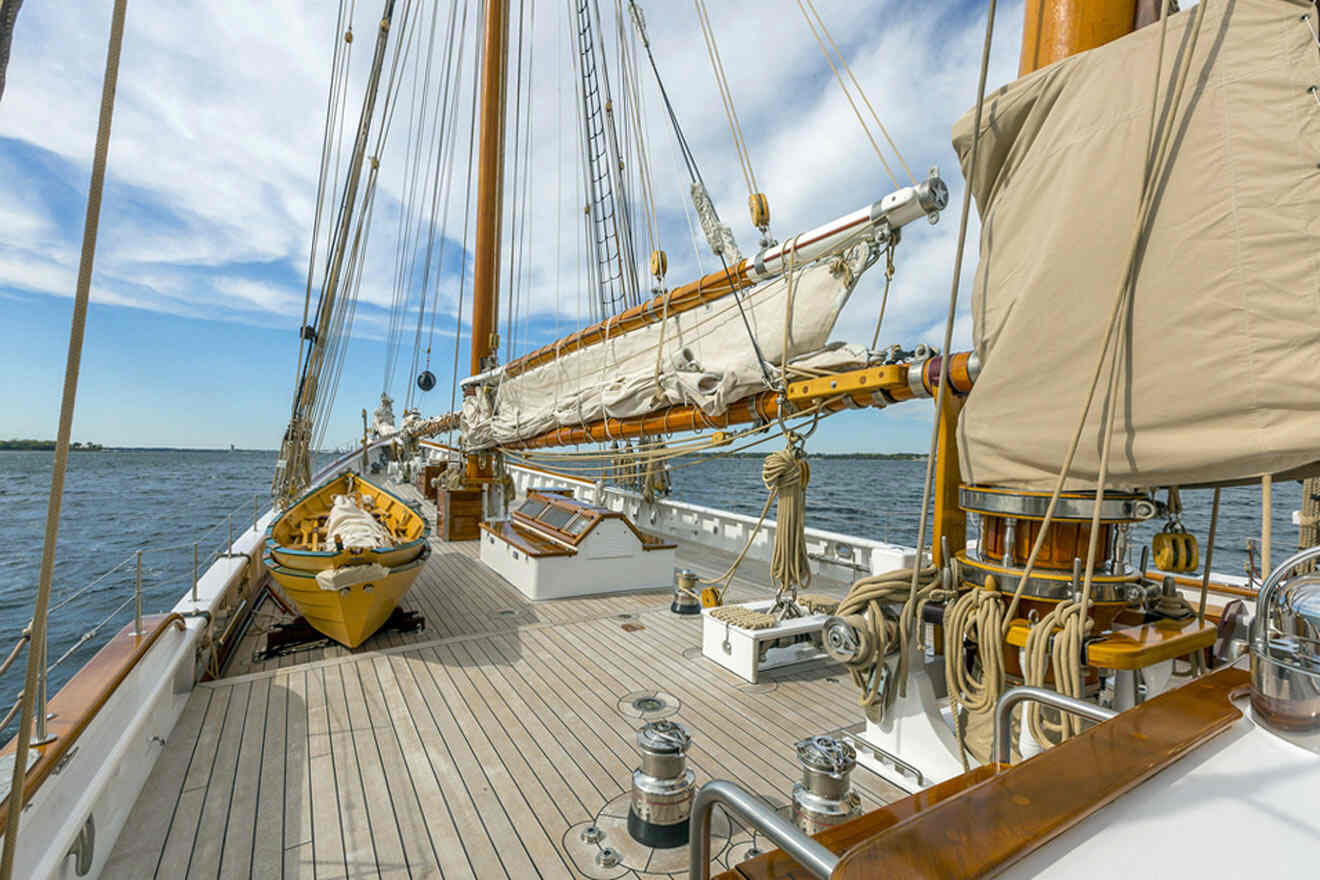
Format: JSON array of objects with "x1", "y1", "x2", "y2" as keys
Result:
[
  {"x1": 463, "y1": 244, "x2": 874, "y2": 448},
  {"x1": 954, "y1": 0, "x2": 1320, "y2": 490}
]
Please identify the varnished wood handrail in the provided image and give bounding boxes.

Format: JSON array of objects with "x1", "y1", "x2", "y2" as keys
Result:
[{"x1": 0, "y1": 613, "x2": 187, "y2": 836}]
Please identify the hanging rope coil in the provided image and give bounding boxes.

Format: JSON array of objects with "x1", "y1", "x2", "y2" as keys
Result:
[
  {"x1": 943, "y1": 586, "x2": 1006, "y2": 768},
  {"x1": 1021, "y1": 600, "x2": 1092, "y2": 748},
  {"x1": 764, "y1": 444, "x2": 811, "y2": 603}
]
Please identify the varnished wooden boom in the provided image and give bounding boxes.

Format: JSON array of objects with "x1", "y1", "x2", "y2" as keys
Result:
[{"x1": 499, "y1": 354, "x2": 976, "y2": 449}]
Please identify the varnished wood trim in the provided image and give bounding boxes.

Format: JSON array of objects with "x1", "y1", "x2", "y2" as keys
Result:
[
  {"x1": 830, "y1": 667, "x2": 1249, "y2": 879},
  {"x1": 717, "y1": 764, "x2": 1001, "y2": 880},
  {"x1": 0, "y1": 613, "x2": 187, "y2": 835},
  {"x1": 1146, "y1": 570, "x2": 1259, "y2": 600}
]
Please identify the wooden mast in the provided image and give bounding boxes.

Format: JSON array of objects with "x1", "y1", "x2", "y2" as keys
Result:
[
  {"x1": 466, "y1": 0, "x2": 510, "y2": 484},
  {"x1": 435, "y1": 0, "x2": 509, "y2": 541},
  {"x1": 1019, "y1": 0, "x2": 1138, "y2": 76}
]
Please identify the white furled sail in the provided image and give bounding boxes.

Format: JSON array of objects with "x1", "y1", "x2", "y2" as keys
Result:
[
  {"x1": 954, "y1": 0, "x2": 1320, "y2": 490},
  {"x1": 462, "y1": 244, "x2": 874, "y2": 448}
]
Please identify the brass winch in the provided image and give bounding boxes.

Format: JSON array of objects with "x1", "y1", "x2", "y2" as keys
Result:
[
  {"x1": 956, "y1": 485, "x2": 1156, "y2": 615},
  {"x1": 791, "y1": 736, "x2": 862, "y2": 834},
  {"x1": 627, "y1": 720, "x2": 696, "y2": 847}
]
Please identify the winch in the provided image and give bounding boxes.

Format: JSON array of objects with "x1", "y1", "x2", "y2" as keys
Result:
[
  {"x1": 791, "y1": 735, "x2": 862, "y2": 834},
  {"x1": 627, "y1": 720, "x2": 696, "y2": 847},
  {"x1": 1250, "y1": 546, "x2": 1320, "y2": 738},
  {"x1": 955, "y1": 485, "x2": 1156, "y2": 624},
  {"x1": 671, "y1": 569, "x2": 701, "y2": 615}
]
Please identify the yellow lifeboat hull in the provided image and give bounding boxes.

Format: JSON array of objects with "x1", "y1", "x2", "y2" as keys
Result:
[
  {"x1": 265, "y1": 470, "x2": 430, "y2": 647},
  {"x1": 266, "y1": 551, "x2": 428, "y2": 648}
]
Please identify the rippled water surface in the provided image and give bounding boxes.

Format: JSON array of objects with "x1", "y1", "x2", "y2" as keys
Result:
[{"x1": 0, "y1": 449, "x2": 1302, "y2": 738}]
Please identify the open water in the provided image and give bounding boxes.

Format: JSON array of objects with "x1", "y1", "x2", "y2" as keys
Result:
[{"x1": 0, "y1": 449, "x2": 1303, "y2": 740}]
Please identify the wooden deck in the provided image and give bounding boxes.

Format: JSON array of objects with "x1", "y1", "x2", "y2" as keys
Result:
[{"x1": 104, "y1": 491, "x2": 901, "y2": 879}]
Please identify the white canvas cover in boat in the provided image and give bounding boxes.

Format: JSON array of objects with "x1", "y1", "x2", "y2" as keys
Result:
[
  {"x1": 463, "y1": 244, "x2": 875, "y2": 448},
  {"x1": 953, "y1": 0, "x2": 1320, "y2": 490},
  {"x1": 325, "y1": 494, "x2": 393, "y2": 549},
  {"x1": 315, "y1": 562, "x2": 390, "y2": 591}
]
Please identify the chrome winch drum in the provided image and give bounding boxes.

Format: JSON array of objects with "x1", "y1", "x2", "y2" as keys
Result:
[
  {"x1": 791, "y1": 736, "x2": 862, "y2": 835},
  {"x1": 628, "y1": 720, "x2": 696, "y2": 847},
  {"x1": 671, "y1": 569, "x2": 701, "y2": 615},
  {"x1": 1250, "y1": 546, "x2": 1320, "y2": 737}
]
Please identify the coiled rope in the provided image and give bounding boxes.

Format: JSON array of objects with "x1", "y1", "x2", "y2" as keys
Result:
[
  {"x1": 832, "y1": 566, "x2": 939, "y2": 709},
  {"x1": 763, "y1": 444, "x2": 811, "y2": 605},
  {"x1": 944, "y1": 585, "x2": 1007, "y2": 767},
  {"x1": 1021, "y1": 600, "x2": 1089, "y2": 749}
]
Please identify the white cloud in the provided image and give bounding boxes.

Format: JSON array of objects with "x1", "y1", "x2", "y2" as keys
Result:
[{"x1": 0, "y1": 0, "x2": 1025, "y2": 405}]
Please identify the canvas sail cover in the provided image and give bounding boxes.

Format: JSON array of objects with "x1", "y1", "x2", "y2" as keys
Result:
[
  {"x1": 463, "y1": 245, "x2": 875, "y2": 448},
  {"x1": 953, "y1": 0, "x2": 1320, "y2": 490}
]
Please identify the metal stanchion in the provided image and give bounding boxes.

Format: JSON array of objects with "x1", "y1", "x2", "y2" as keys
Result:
[
  {"x1": 135, "y1": 549, "x2": 143, "y2": 637},
  {"x1": 192, "y1": 542, "x2": 199, "y2": 603},
  {"x1": 30, "y1": 636, "x2": 53, "y2": 747}
]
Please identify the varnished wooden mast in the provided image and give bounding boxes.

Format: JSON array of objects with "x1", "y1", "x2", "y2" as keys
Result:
[
  {"x1": 1019, "y1": 0, "x2": 1137, "y2": 75},
  {"x1": 467, "y1": 0, "x2": 510, "y2": 482}
]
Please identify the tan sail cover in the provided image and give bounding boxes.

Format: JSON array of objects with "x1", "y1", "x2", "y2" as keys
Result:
[{"x1": 954, "y1": 0, "x2": 1320, "y2": 490}]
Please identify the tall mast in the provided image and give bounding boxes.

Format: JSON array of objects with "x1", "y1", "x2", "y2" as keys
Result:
[
  {"x1": 1019, "y1": 0, "x2": 1136, "y2": 75},
  {"x1": 470, "y1": 0, "x2": 509, "y2": 379},
  {"x1": 466, "y1": 0, "x2": 510, "y2": 483}
]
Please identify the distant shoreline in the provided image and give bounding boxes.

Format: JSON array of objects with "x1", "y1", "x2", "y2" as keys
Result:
[
  {"x1": 1, "y1": 440, "x2": 104, "y2": 451},
  {"x1": 0, "y1": 443, "x2": 919, "y2": 457}
]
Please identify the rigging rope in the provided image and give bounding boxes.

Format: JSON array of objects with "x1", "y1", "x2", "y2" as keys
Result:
[
  {"x1": 628, "y1": 1, "x2": 777, "y2": 389},
  {"x1": 833, "y1": 566, "x2": 940, "y2": 710},
  {"x1": 793, "y1": 0, "x2": 910, "y2": 189},
  {"x1": 904, "y1": 0, "x2": 998, "y2": 693},
  {"x1": 0, "y1": 2, "x2": 126, "y2": 875},
  {"x1": 693, "y1": 0, "x2": 760, "y2": 203}
]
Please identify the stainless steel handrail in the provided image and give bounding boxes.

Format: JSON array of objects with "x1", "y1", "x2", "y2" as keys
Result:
[
  {"x1": 689, "y1": 780, "x2": 838, "y2": 880},
  {"x1": 993, "y1": 686, "x2": 1118, "y2": 764},
  {"x1": 1250, "y1": 544, "x2": 1320, "y2": 658}
]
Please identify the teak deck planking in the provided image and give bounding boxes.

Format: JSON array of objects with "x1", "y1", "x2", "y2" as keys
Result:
[{"x1": 104, "y1": 489, "x2": 901, "y2": 879}]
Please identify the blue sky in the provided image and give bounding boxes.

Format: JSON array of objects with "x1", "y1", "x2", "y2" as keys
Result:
[{"x1": 0, "y1": 0, "x2": 1023, "y2": 452}]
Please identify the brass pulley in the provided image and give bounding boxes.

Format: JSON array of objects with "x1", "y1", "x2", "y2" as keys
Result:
[
  {"x1": 1153, "y1": 529, "x2": 1199, "y2": 572},
  {"x1": 699, "y1": 586, "x2": 723, "y2": 608},
  {"x1": 1152, "y1": 489, "x2": 1198, "y2": 572},
  {"x1": 649, "y1": 248, "x2": 668, "y2": 281},
  {"x1": 748, "y1": 192, "x2": 770, "y2": 230}
]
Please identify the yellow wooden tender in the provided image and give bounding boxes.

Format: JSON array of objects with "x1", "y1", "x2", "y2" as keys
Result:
[{"x1": 265, "y1": 471, "x2": 429, "y2": 648}]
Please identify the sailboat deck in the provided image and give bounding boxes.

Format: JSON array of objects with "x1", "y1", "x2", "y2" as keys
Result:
[{"x1": 104, "y1": 492, "x2": 902, "y2": 878}]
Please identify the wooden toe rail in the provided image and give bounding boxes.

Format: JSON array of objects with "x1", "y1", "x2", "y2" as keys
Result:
[
  {"x1": 721, "y1": 666, "x2": 1248, "y2": 880},
  {"x1": 0, "y1": 613, "x2": 187, "y2": 836}
]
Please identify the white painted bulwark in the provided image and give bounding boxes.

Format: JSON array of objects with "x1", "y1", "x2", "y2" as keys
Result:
[
  {"x1": 700, "y1": 600, "x2": 830, "y2": 684},
  {"x1": 6, "y1": 512, "x2": 275, "y2": 880},
  {"x1": 508, "y1": 464, "x2": 914, "y2": 583}
]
